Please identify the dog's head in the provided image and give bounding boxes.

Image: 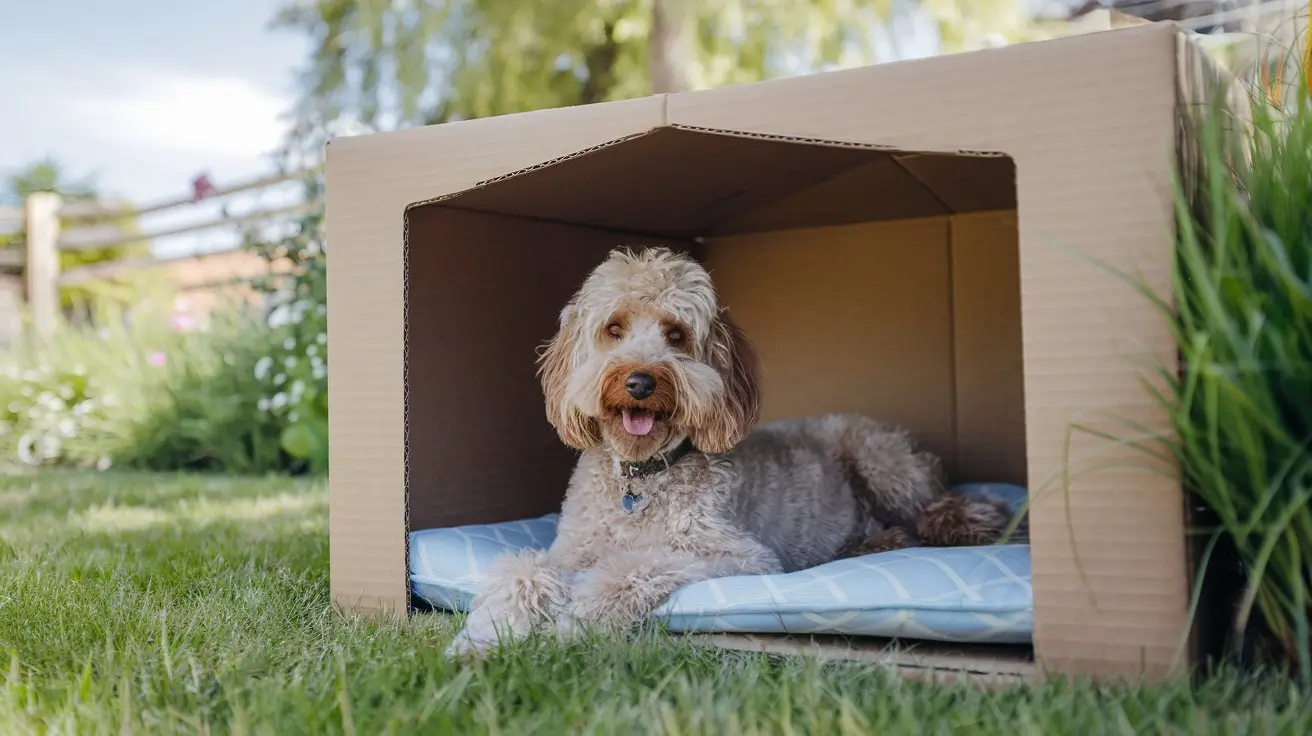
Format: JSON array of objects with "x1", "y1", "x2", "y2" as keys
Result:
[{"x1": 537, "y1": 246, "x2": 762, "y2": 461}]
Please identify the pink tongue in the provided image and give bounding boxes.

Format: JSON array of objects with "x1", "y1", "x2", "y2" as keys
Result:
[{"x1": 621, "y1": 409, "x2": 655, "y2": 436}]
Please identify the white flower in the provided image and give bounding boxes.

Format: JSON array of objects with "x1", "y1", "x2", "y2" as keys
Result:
[
  {"x1": 271, "y1": 392, "x2": 288, "y2": 409},
  {"x1": 274, "y1": 373, "x2": 288, "y2": 386},
  {"x1": 58, "y1": 418, "x2": 76, "y2": 437},
  {"x1": 257, "y1": 397, "x2": 271, "y2": 412},
  {"x1": 59, "y1": 386, "x2": 74, "y2": 400},
  {"x1": 316, "y1": 332, "x2": 327, "y2": 345},
  {"x1": 96, "y1": 456, "x2": 113, "y2": 471},
  {"x1": 16, "y1": 434, "x2": 36, "y2": 465},
  {"x1": 312, "y1": 364, "x2": 326, "y2": 380},
  {"x1": 316, "y1": 304, "x2": 326, "y2": 317},
  {"x1": 290, "y1": 380, "x2": 305, "y2": 403},
  {"x1": 283, "y1": 337, "x2": 296, "y2": 351},
  {"x1": 283, "y1": 356, "x2": 297, "y2": 370},
  {"x1": 288, "y1": 411, "x2": 300, "y2": 423},
  {"x1": 268, "y1": 304, "x2": 292, "y2": 328},
  {"x1": 306, "y1": 345, "x2": 318, "y2": 357},
  {"x1": 19, "y1": 385, "x2": 33, "y2": 398},
  {"x1": 254, "y1": 356, "x2": 274, "y2": 381}
]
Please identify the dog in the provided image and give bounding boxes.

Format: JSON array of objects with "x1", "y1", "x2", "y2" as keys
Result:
[{"x1": 445, "y1": 246, "x2": 1015, "y2": 659}]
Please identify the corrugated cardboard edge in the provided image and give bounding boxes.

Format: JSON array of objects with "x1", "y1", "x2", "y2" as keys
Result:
[
  {"x1": 404, "y1": 124, "x2": 1012, "y2": 215},
  {"x1": 697, "y1": 634, "x2": 1038, "y2": 690}
]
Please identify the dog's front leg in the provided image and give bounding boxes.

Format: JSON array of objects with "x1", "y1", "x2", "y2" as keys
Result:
[
  {"x1": 564, "y1": 544, "x2": 779, "y2": 636},
  {"x1": 445, "y1": 549, "x2": 571, "y2": 660}
]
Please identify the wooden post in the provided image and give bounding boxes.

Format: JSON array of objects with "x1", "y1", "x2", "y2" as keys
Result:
[{"x1": 23, "y1": 192, "x2": 61, "y2": 338}]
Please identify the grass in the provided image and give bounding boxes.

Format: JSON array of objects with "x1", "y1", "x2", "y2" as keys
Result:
[{"x1": 0, "y1": 472, "x2": 1310, "y2": 734}]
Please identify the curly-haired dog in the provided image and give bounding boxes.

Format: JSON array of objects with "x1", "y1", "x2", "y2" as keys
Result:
[{"x1": 446, "y1": 246, "x2": 1015, "y2": 658}]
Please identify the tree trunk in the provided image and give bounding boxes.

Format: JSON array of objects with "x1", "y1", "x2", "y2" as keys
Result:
[
  {"x1": 581, "y1": 21, "x2": 620, "y2": 105},
  {"x1": 650, "y1": 0, "x2": 694, "y2": 94}
]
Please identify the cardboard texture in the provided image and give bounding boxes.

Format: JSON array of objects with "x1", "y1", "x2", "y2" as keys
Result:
[{"x1": 326, "y1": 23, "x2": 1230, "y2": 682}]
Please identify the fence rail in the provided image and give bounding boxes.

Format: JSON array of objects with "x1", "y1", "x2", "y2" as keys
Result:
[{"x1": 1, "y1": 166, "x2": 320, "y2": 340}]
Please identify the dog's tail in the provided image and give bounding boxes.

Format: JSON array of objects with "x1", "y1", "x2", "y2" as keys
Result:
[{"x1": 822, "y1": 413, "x2": 1021, "y2": 554}]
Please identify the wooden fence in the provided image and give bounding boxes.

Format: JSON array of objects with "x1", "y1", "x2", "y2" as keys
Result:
[{"x1": 0, "y1": 167, "x2": 320, "y2": 343}]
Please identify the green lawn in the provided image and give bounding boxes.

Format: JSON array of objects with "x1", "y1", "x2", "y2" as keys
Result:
[{"x1": 1, "y1": 472, "x2": 1309, "y2": 734}]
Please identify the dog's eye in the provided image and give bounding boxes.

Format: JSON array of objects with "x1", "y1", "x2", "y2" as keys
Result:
[
  {"x1": 666, "y1": 329, "x2": 684, "y2": 344},
  {"x1": 606, "y1": 323, "x2": 624, "y2": 339}
]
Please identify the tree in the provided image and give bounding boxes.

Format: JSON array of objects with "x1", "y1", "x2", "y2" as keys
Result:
[
  {"x1": 1, "y1": 157, "x2": 99, "y2": 206},
  {"x1": 919, "y1": 0, "x2": 1036, "y2": 53},
  {"x1": 272, "y1": 1, "x2": 1050, "y2": 146},
  {"x1": 271, "y1": 1, "x2": 919, "y2": 138}
]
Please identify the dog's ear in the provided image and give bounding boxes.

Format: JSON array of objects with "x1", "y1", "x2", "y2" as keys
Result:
[
  {"x1": 537, "y1": 312, "x2": 602, "y2": 450},
  {"x1": 690, "y1": 314, "x2": 762, "y2": 453}
]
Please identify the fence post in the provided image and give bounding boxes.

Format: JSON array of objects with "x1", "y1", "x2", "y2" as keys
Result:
[{"x1": 24, "y1": 192, "x2": 62, "y2": 338}]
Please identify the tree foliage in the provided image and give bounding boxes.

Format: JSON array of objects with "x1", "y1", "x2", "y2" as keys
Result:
[
  {"x1": 271, "y1": 0, "x2": 911, "y2": 135},
  {"x1": 271, "y1": 0, "x2": 1041, "y2": 143}
]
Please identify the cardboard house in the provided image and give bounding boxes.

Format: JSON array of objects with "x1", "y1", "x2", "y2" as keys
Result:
[{"x1": 325, "y1": 22, "x2": 1235, "y2": 683}]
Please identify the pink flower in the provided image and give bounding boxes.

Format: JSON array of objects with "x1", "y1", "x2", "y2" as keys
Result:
[
  {"x1": 170, "y1": 313, "x2": 196, "y2": 331},
  {"x1": 147, "y1": 351, "x2": 167, "y2": 367}
]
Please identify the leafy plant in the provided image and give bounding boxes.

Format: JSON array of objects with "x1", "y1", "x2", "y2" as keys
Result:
[
  {"x1": 0, "y1": 298, "x2": 307, "y2": 476},
  {"x1": 111, "y1": 307, "x2": 300, "y2": 475},
  {"x1": 1167, "y1": 84, "x2": 1312, "y2": 682},
  {"x1": 243, "y1": 175, "x2": 329, "y2": 473},
  {"x1": 0, "y1": 302, "x2": 165, "y2": 469}
]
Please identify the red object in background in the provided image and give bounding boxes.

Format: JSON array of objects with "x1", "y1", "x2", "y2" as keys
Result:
[{"x1": 191, "y1": 173, "x2": 217, "y2": 202}]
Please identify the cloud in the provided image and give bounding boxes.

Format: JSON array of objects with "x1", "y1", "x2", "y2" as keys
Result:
[{"x1": 66, "y1": 67, "x2": 293, "y2": 159}]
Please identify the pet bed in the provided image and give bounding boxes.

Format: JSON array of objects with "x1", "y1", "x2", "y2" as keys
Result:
[{"x1": 409, "y1": 483, "x2": 1032, "y2": 644}]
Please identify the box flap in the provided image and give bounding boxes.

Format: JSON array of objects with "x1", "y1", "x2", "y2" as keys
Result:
[{"x1": 410, "y1": 126, "x2": 1015, "y2": 238}]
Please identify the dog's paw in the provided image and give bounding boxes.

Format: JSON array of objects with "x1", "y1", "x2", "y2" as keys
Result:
[
  {"x1": 444, "y1": 608, "x2": 519, "y2": 661},
  {"x1": 917, "y1": 494, "x2": 1014, "y2": 546},
  {"x1": 444, "y1": 627, "x2": 497, "y2": 661},
  {"x1": 565, "y1": 573, "x2": 653, "y2": 633}
]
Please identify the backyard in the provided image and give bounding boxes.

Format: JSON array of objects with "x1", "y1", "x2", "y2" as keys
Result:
[
  {"x1": 3, "y1": 2, "x2": 1312, "y2": 733},
  {"x1": 1, "y1": 470, "x2": 1310, "y2": 734}
]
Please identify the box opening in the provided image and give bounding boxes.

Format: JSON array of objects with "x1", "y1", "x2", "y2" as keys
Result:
[{"x1": 402, "y1": 125, "x2": 1027, "y2": 627}]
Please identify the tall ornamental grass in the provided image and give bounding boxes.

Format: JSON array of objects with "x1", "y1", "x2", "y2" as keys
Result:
[{"x1": 1138, "y1": 60, "x2": 1312, "y2": 681}]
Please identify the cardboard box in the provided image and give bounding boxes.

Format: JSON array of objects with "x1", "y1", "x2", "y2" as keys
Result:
[{"x1": 326, "y1": 22, "x2": 1232, "y2": 682}]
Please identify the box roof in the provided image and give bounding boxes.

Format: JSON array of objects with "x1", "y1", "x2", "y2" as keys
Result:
[{"x1": 412, "y1": 126, "x2": 1017, "y2": 238}]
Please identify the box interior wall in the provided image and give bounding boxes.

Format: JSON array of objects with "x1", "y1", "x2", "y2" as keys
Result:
[{"x1": 402, "y1": 130, "x2": 1024, "y2": 535}]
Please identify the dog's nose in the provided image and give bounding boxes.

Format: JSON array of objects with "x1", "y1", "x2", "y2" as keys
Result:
[{"x1": 625, "y1": 372, "x2": 656, "y2": 400}]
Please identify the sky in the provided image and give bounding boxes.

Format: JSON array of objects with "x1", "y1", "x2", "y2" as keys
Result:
[
  {"x1": 0, "y1": 0, "x2": 307, "y2": 203},
  {"x1": 0, "y1": 0, "x2": 1089, "y2": 258},
  {"x1": 0, "y1": 1, "x2": 308, "y2": 257}
]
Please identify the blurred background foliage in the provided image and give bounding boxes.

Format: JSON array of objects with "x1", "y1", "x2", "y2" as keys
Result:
[
  {"x1": 5, "y1": 0, "x2": 1303, "y2": 483},
  {"x1": 271, "y1": 0, "x2": 1033, "y2": 141}
]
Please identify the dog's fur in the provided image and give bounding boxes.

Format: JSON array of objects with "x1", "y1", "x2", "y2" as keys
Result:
[{"x1": 446, "y1": 246, "x2": 1014, "y2": 658}]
